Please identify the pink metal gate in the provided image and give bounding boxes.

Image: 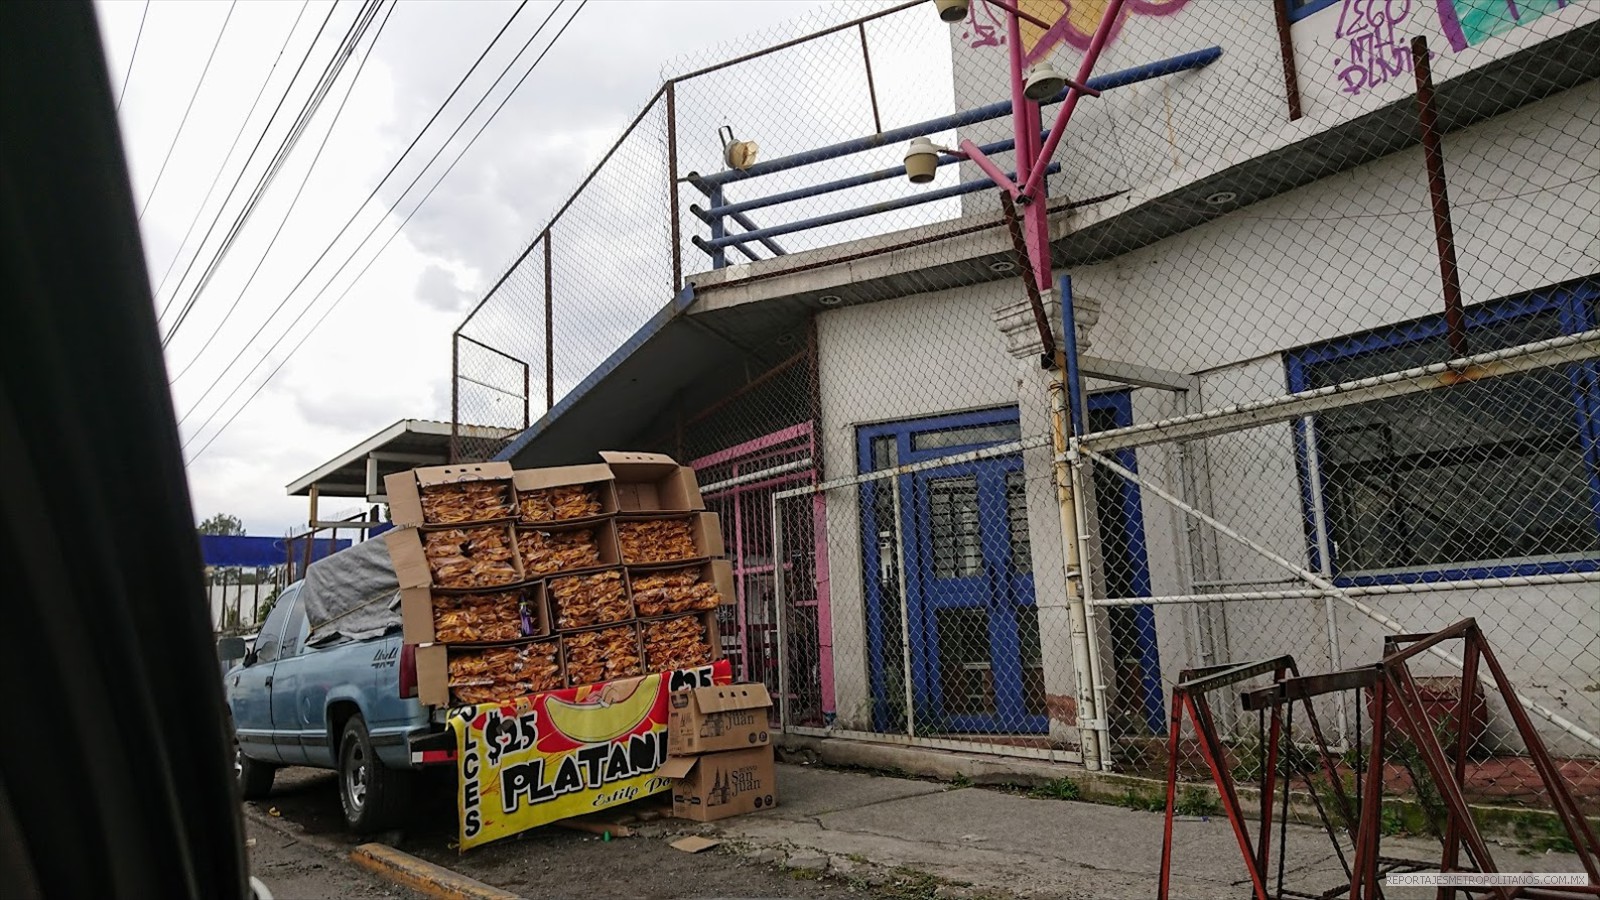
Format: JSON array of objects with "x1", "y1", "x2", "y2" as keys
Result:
[{"x1": 692, "y1": 422, "x2": 834, "y2": 726}]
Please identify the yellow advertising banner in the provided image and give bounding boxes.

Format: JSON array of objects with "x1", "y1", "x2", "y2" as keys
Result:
[{"x1": 450, "y1": 660, "x2": 732, "y2": 850}]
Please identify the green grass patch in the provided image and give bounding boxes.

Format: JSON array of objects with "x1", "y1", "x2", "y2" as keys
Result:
[{"x1": 1027, "y1": 777, "x2": 1082, "y2": 801}]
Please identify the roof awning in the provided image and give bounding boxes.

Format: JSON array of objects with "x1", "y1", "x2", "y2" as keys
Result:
[
  {"x1": 287, "y1": 418, "x2": 518, "y2": 502},
  {"x1": 495, "y1": 288, "x2": 812, "y2": 467}
]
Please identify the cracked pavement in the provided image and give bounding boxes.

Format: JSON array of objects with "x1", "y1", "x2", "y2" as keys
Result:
[{"x1": 707, "y1": 764, "x2": 1590, "y2": 899}]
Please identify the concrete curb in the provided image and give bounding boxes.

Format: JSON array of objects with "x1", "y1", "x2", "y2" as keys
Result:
[{"x1": 349, "y1": 843, "x2": 521, "y2": 900}]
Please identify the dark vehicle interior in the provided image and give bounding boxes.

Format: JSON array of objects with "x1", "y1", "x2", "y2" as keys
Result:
[{"x1": 1, "y1": 2, "x2": 251, "y2": 897}]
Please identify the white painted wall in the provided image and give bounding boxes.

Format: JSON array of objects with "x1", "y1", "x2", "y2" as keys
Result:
[
  {"x1": 943, "y1": 0, "x2": 1598, "y2": 220},
  {"x1": 816, "y1": 283, "x2": 1024, "y2": 730},
  {"x1": 809, "y1": 81, "x2": 1598, "y2": 753}
]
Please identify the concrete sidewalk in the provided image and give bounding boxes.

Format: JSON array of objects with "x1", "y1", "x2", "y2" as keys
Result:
[{"x1": 704, "y1": 763, "x2": 1587, "y2": 899}]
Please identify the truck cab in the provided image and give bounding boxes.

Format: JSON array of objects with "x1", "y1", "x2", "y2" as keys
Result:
[{"x1": 226, "y1": 581, "x2": 437, "y2": 831}]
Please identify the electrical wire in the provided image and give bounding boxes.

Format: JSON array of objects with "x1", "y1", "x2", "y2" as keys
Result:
[
  {"x1": 149, "y1": 1, "x2": 311, "y2": 318},
  {"x1": 161, "y1": 0, "x2": 379, "y2": 346},
  {"x1": 116, "y1": 0, "x2": 151, "y2": 112},
  {"x1": 167, "y1": 0, "x2": 395, "y2": 384},
  {"x1": 174, "y1": 0, "x2": 544, "y2": 426},
  {"x1": 155, "y1": 0, "x2": 339, "y2": 327},
  {"x1": 163, "y1": 0, "x2": 527, "y2": 351},
  {"x1": 185, "y1": 1, "x2": 590, "y2": 464},
  {"x1": 136, "y1": 0, "x2": 239, "y2": 223}
]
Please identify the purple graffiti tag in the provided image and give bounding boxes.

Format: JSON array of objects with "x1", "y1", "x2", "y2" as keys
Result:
[
  {"x1": 1332, "y1": 0, "x2": 1421, "y2": 96},
  {"x1": 962, "y1": 1, "x2": 1007, "y2": 49}
]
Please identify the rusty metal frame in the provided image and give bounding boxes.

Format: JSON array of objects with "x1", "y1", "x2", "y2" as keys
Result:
[{"x1": 1162, "y1": 620, "x2": 1600, "y2": 899}]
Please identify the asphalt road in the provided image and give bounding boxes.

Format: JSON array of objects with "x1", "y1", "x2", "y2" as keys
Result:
[
  {"x1": 247, "y1": 815, "x2": 421, "y2": 900},
  {"x1": 246, "y1": 766, "x2": 886, "y2": 899}
]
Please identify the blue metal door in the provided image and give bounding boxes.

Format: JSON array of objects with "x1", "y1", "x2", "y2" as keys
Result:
[
  {"x1": 857, "y1": 407, "x2": 1043, "y2": 736},
  {"x1": 909, "y1": 454, "x2": 1044, "y2": 734}
]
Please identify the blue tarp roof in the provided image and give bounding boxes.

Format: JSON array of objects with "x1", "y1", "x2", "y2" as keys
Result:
[{"x1": 199, "y1": 533, "x2": 369, "y2": 568}]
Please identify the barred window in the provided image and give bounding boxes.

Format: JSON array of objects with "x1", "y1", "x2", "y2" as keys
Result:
[{"x1": 1291, "y1": 282, "x2": 1600, "y2": 580}]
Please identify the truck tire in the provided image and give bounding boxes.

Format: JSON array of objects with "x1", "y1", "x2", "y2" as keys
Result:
[
  {"x1": 235, "y1": 734, "x2": 276, "y2": 800},
  {"x1": 338, "y1": 714, "x2": 412, "y2": 833}
]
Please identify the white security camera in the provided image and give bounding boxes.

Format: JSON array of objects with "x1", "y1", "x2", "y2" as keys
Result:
[
  {"x1": 935, "y1": 0, "x2": 969, "y2": 23},
  {"x1": 904, "y1": 137, "x2": 945, "y2": 184},
  {"x1": 1024, "y1": 63, "x2": 1068, "y2": 103}
]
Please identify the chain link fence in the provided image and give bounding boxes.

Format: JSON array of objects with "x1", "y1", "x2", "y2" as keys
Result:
[{"x1": 452, "y1": 0, "x2": 1599, "y2": 814}]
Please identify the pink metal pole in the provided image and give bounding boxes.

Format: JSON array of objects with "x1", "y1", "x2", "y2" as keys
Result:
[
  {"x1": 1001, "y1": 4, "x2": 1055, "y2": 292},
  {"x1": 1021, "y1": 0, "x2": 1127, "y2": 200},
  {"x1": 1006, "y1": 5, "x2": 1034, "y2": 180},
  {"x1": 958, "y1": 139, "x2": 1020, "y2": 195}
]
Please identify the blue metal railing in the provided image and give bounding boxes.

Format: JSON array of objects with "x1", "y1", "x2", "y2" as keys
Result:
[{"x1": 689, "y1": 46, "x2": 1222, "y2": 264}]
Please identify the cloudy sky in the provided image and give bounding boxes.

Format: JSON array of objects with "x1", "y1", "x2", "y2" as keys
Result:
[{"x1": 94, "y1": 0, "x2": 931, "y2": 538}]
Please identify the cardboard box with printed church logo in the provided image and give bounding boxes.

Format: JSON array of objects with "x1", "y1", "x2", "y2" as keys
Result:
[
  {"x1": 668, "y1": 683, "x2": 772, "y2": 755},
  {"x1": 657, "y1": 745, "x2": 777, "y2": 822}
]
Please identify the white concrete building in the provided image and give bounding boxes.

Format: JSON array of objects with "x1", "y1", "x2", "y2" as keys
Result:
[{"x1": 488, "y1": 0, "x2": 1598, "y2": 771}]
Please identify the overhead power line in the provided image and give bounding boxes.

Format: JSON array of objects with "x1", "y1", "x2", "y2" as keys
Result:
[
  {"x1": 174, "y1": 0, "x2": 543, "y2": 427},
  {"x1": 137, "y1": 0, "x2": 239, "y2": 223},
  {"x1": 167, "y1": 0, "x2": 396, "y2": 384},
  {"x1": 148, "y1": 1, "x2": 311, "y2": 316},
  {"x1": 116, "y1": 0, "x2": 151, "y2": 112},
  {"x1": 185, "y1": 0, "x2": 590, "y2": 465},
  {"x1": 160, "y1": 0, "x2": 379, "y2": 347},
  {"x1": 163, "y1": 0, "x2": 522, "y2": 353},
  {"x1": 155, "y1": 0, "x2": 339, "y2": 327}
]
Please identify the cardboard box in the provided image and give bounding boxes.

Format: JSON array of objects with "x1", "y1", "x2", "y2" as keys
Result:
[
  {"x1": 516, "y1": 518, "x2": 621, "y2": 578},
  {"x1": 659, "y1": 745, "x2": 778, "y2": 821},
  {"x1": 628, "y1": 559, "x2": 736, "y2": 618},
  {"x1": 416, "y1": 638, "x2": 564, "y2": 708},
  {"x1": 385, "y1": 462, "x2": 515, "y2": 528},
  {"x1": 512, "y1": 463, "x2": 618, "y2": 524},
  {"x1": 668, "y1": 683, "x2": 773, "y2": 755},
  {"x1": 402, "y1": 582, "x2": 548, "y2": 645},
  {"x1": 640, "y1": 609, "x2": 723, "y2": 673},
  {"x1": 600, "y1": 451, "x2": 705, "y2": 513},
  {"x1": 386, "y1": 522, "x2": 524, "y2": 593},
  {"x1": 616, "y1": 512, "x2": 725, "y2": 566}
]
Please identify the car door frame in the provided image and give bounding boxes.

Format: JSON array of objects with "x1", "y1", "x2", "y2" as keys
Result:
[
  {"x1": 267, "y1": 592, "x2": 312, "y2": 765},
  {"x1": 229, "y1": 584, "x2": 299, "y2": 763}
]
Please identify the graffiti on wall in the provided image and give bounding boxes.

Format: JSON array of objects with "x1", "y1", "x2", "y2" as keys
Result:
[
  {"x1": 1331, "y1": 0, "x2": 1422, "y2": 96},
  {"x1": 1435, "y1": 0, "x2": 1570, "y2": 52},
  {"x1": 1328, "y1": 0, "x2": 1573, "y2": 95},
  {"x1": 962, "y1": 0, "x2": 1192, "y2": 63}
]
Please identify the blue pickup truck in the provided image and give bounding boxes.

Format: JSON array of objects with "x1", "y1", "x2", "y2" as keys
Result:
[{"x1": 224, "y1": 578, "x2": 449, "y2": 832}]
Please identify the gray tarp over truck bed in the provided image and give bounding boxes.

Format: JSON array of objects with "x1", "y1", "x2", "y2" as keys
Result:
[{"x1": 301, "y1": 536, "x2": 401, "y2": 642}]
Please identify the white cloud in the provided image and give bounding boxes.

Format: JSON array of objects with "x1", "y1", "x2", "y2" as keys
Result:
[{"x1": 95, "y1": 0, "x2": 883, "y2": 537}]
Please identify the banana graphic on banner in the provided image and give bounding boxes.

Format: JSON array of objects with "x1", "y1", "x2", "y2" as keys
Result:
[{"x1": 542, "y1": 680, "x2": 658, "y2": 744}]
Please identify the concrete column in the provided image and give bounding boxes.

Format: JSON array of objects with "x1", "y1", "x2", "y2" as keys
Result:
[{"x1": 992, "y1": 289, "x2": 1099, "y2": 745}]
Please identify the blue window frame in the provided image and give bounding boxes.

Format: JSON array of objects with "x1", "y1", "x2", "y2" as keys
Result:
[
  {"x1": 1284, "y1": 0, "x2": 1340, "y2": 24},
  {"x1": 1286, "y1": 278, "x2": 1600, "y2": 585}
]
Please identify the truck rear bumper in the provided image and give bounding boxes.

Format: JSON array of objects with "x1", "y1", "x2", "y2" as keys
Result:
[{"x1": 408, "y1": 728, "x2": 455, "y2": 766}]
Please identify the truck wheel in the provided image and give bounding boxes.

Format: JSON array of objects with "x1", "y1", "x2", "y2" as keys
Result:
[
  {"x1": 338, "y1": 715, "x2": 412, "y2": 833},
  {"x1": 235, "y1": 735, "x2": 276, "y2": 800}
]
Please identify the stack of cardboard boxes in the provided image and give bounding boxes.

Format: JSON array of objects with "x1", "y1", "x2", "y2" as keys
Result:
[
  {"x1": 384, "y1": 453, "x2": 735, "y2": 707},
  {"x1": 660, "y1": 683, "x2": 780, "y2": 821}
]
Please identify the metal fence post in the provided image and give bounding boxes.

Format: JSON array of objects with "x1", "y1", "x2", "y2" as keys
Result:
[
  {"x1": 666, "y1": 83, "x2": 681, "y2": 292},
  {"x1": 450, "y1": 332, "x2": 460, "y2": 462}
]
